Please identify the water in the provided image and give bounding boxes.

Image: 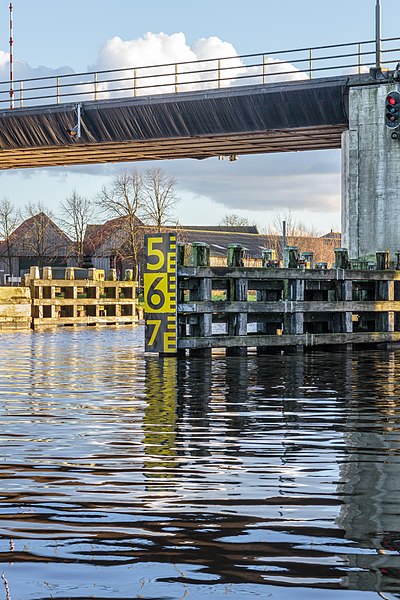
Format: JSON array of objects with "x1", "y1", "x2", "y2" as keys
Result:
[{"x1": 0, "y1": 327, "x2": 400, "y2": 600}]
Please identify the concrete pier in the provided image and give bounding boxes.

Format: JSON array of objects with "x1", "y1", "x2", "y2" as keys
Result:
[{"x1": 342, "y1": 82, "x2": 400, "y2": 260}]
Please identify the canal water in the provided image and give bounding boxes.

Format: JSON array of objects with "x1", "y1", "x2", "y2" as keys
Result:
[{"x1": 0, "y1": 327, "x2": 400, "y2": 600}]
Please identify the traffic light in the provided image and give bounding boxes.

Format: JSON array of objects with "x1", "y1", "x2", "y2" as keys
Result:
[{"x1": 385, "y1": 91, "x2": 400, "y2": 129}]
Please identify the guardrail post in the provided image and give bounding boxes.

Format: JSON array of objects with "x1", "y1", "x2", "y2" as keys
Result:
[
  {"x1": 19, "y1": 81, "x2": 24, "y2": 107},
  {"x1": 94, "y1": 72, "x2": 98, "y2": 101},
  {"x1": 263, "y1": 53, "x2": 267, "y2": 84},
  {"x1": 56, "y1": 77, "x2": 60, "y2": 104},
  {"x1": 175, "y1": 63, "x2": 179, "y2": 94},
  {"x1": 133, "y1": 68, "x2": 137, "y2": 97}
]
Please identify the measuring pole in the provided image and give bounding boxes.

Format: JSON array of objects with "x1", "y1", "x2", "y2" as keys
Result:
[
  {"x1": 375, "y1": 0, "x2": 382, "y2": 68},
  {"x1": 9, "y1": 2, "x2": 14, "y2": 109}
]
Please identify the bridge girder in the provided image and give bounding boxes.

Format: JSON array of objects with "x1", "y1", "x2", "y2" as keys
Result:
[{"x1": 0, "y1": 75, "x2": 356, "y2": 169}]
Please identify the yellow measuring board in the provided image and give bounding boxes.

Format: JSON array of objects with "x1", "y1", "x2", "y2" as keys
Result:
[{"x1": 144, "y1": 234, "x2": 177, "y2": 353}]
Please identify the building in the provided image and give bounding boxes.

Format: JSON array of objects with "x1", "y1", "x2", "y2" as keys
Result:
[{"x1": 0, "y1": 213, "x2": 75, "y2": 281}]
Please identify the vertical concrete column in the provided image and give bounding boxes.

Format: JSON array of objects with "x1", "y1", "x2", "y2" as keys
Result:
[{"x1": 342, "y1": 83, "x2": 400, "y2": 260}]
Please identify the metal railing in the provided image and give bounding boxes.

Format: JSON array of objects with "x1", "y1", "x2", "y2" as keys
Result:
[{"x1": 1, "y1": 37, "x2": 400, "y2": 109}]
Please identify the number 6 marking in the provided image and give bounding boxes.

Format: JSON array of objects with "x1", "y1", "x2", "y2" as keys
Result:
[{"x1": 147, "y1": 276, "x2": 166, "y2": 310}]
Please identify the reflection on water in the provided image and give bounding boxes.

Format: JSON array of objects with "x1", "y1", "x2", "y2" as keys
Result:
[{"x1": 0, "y1": 327, "x2": 400, "y2": 599}]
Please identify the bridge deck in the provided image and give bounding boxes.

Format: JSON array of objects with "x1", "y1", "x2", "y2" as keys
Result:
[{"x1": 0, "y1": 75, "x2": 356, "y2": 169}]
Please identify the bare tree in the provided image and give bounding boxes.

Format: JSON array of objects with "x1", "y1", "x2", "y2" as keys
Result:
[
  {"x1": 0, "y1": 197, "x2": 21, "y2": 276},
  {"x1": 140, "y1": 167, "x2": 179, "y2": 230},
  {"x1": 262, "y1": 210, "x2": 337, "y2": 265},
  {"x1": 266, "y1": 209, "x2": 320, "y2": 238},
  {"x1": 219, "y1": 213, "x2": 256, "y2": 228},
  {"x1": 96, "y1": 171, "x2": 143, "y2": 278},
  {"x1": 60, "y1": 191, "x2": 94, "y2": 267},
  {"x1": 23, "y1": 202, "x2": 70, "y2": 269}
]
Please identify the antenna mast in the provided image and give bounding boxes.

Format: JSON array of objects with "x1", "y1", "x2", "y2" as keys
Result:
[
  {"x1": 375, "y1": 0, "x2": 382, "y2": 68},
  {"x1": 9, "y1": 2, "x2": 14, "y2": 109}
]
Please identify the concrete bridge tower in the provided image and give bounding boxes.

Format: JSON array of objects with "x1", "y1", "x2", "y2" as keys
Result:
[{"x1": 342, "y1": 77, "x2": 400, "y2": 261}]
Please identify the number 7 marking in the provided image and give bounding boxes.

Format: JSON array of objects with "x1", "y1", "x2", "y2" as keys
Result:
[{"x1": 147, "y1": 319, "x2": 161, "y2": 346}]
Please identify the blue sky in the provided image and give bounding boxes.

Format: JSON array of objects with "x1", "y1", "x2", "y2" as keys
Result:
[{"x1": 0, "y1": 0, "x2": 396, "y2": 233}]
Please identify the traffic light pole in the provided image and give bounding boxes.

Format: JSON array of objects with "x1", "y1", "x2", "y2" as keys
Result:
[{"x1": 375, "y1": 0, "x2": 382, "y2": 68}]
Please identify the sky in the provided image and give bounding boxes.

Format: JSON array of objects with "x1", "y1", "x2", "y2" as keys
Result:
[{"x1": 0, "y1": 0, "x2": 397, "y2": 234}]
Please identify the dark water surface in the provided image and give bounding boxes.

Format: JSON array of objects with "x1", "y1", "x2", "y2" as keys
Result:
[{"x1": 0, "y1": 327, "x2": 400, "y2": 599}]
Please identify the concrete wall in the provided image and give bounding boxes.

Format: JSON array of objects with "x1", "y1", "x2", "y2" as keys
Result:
[
  {"x1": 0, "y1": 286, "x2": 31, "y2": 330},
  {"x1": 342, "y1": 83, "x2": 400, "y2": 260}
]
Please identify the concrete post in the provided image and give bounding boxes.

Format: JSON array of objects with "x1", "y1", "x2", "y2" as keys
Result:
[
  {"x1": 301, "y1": 251, "x2": 314, "y2": 269},
  {"x1": 190, "y1": 242, "x2": 210, "y2": 267},
  {"x1": 124, "y1": 269, "x2": 134, "y2": 281},
  {"x1": 189, "y1": 243, "x2": 211, "y2": 357},
  {"x1": 227, "y1": 244, "x2": 244, "y2": 267},
  {"x1": 334, "y1": 248, "x2": 350, "y2": 269},
  {"x1": 283, "y1": 246, "x2": 299, "y2": 268},
  {"x1": 42, "y1": 266, "x2": 52, "y2": 280},
  {"x1": 30, "y1": 266, "x2": 40, "y2": 280},
  {"x1": 65, "y1": 267, "x2": 75, "y2": 280}
]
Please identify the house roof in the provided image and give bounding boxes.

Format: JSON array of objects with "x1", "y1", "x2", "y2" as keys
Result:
[
  {"x1": 83, "y1": 216, "x2": 341, "y2": 264},
  {"x1": 84, "y1": 215, "x2": 144, "y2": 255},
  {"x1": 320, "y1": 230, "x2": 341, "y2": 239},
  {"x1": 177, "y1": 228, "x2": 266, "y2": 258},
  {"x1": 181, "y1": 225, "x2": 259, "y2": 234},
  {"x1": 0, "y1": 212, "x2": 73, "y2": 256}
]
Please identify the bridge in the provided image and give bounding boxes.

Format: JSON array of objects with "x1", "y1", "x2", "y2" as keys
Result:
[
  {"x1": 0, "y1": 37, "x2": 398, "y2": 169},
  {"x1": 1, "y1": 36, "x2": 400, "y2": 260}
]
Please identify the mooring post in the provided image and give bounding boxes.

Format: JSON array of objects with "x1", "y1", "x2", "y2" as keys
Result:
[
  {"x1": 334, "y1": 248, "x2": 350, "y2": 270},
  {"x1": 124, "y1": 269, "x2": 134, "y2": 281},
  {"x1": 283, "y1": 246, "x2": 299, "y2": 268},
  {"x1": 301, "y1": 251, "x2": 314, "y2": 269},
  {"x1": 189, "y1": 242, "x2": 212, "y2": 357},
  {"x1": 376, "y1": 251, "x2": 390, "y2": 271},
  {"x1": 177, "y1": 243, "x2": 185, "y2": 268},
  {"x1": 226, "y1": 244, "x2": 247, "y2": 356},
  {"x1": 375, "y1": 251, "x2": 394, "y2": 332},
  {"x1": 177, "y1": 242, "x2": 189, "y2": 351},
  {"x1": 65, "y1": 267, "x2": 75, "y2": 281},
  {"x1": 283, "y1": 265, "x2": 304, "y2": 350},
  {"x1": 258, "y1": 250, "x2": 281, "y2": 353}
]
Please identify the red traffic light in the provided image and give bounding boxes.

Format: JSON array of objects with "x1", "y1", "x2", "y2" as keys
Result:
[{"x1": 385, "y1": 91, "x2": 400, "y2": 129}]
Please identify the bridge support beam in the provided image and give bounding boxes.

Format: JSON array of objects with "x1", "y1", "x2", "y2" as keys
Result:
[{"x1": 342, "y1": 83, "x2": 400, "y2": 261}]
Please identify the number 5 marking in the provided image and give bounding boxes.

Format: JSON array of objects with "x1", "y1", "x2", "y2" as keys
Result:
[
  {"x1": 147, "y1": 319, "x2": 161, "y2": 346},
  {"x1": 147, "y1": 237, "x2": 164, "y2": 270}
]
